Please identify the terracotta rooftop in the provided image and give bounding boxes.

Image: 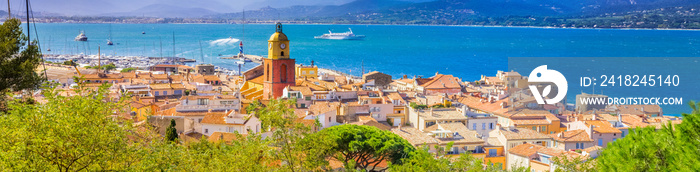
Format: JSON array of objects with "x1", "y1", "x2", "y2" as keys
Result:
[
  {"x1": 308, "y1": 101, "x2": 341, "y2": 116},
  {"x1": 287, "y1": 86, "x2": 313, "y2": 96},
  {"x1": 423, "y1": 122, "x2": 483, "y2": 144},
  {"x1": 549, "y1": 129, "x2": 593, "y2": 142},
  {"x1": 498, "y1": 127, "x2": 552, "y2": 140},
  {"x1": 349, "y1": 118, "x2": 392, "y2": 131},
  {"x1": 420, "y1": 74, "x2": 462, "y2": 89},
  {"x1": 152, "y1": 74, "x2": 168, "y2": 79},
  {"x1": 208, "y1": 132, "x2": 247, "y2": 143},
  {"x1": 508, "y1": 143, "x2": 545, "y2": 157},
  {"x1": 414, "y1": 108, "x2": 468, "y2": 121},
  {"x1": 537, "y1": 147, "x2": 565, "y2": 157},
  {"x1": 201, "y1": 112, "x2": 238, "y2": 125},
  {"x1": 391, "y1": 127, "x2": 438, "y2": 146},
  {"x1": 584, "y1": 120, "x2": 622, "y2": 134}
]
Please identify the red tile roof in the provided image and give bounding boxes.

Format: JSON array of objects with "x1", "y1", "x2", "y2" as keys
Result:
[{"x1": 508, "y1": 143, "x2": 545, "y2": 157}]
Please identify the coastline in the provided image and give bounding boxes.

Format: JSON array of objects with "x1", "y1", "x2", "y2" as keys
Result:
[{"x1": 24, "y1": 21, "x2": 700, "y2": 32}]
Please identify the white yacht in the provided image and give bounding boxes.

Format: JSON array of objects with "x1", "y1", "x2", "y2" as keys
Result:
[
  {"x1": 314, "y1": 28, "x2": 365, "y2": 40},
  {"x1": 75, "y1": 31, "x2": 88, "y2": 41}
]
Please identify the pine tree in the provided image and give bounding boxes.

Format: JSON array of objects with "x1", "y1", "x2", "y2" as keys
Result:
[{"x1": 165, "y1": 119, "x2": 178, "y2": 142}]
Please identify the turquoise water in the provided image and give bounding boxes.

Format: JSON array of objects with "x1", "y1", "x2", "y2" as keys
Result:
[{"x1": 31, "y1": 23, "x2": 700, "y2": 114}]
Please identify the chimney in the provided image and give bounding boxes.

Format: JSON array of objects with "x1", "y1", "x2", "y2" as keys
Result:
[
  {"x1": 311, "y1": 60, "x2": 314, "y2": 67},
  {"x1": 617, "y1": 112, "x2": 622, "y2": 123},
  {"x1": 589, "y1": 125, "x2": 595, "y2": 137},
  {"x1": 429, "y1": 107, "x2": 433, "y2": 116}
]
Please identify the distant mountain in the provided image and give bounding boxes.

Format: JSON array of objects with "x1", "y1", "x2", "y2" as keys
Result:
[
  {"x1": 213, "y1": 0, "x2": 700, "y2": 21},
  {"x1": 214, "y1": 0, "x2": 411, "y2": 20},
  {"x1": 104, "y1": 4, "x2": 219, "y2": 18}
]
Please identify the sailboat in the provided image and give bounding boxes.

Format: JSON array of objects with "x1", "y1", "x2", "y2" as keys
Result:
[
  {"x1": 107, "y1": 24, "x2": 114, "y2": 45},
  {"x1": 46, "y1": 36, "x2": 52, "y2": 51}
]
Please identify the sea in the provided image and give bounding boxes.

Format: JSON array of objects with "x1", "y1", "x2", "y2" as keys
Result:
[{"x1": 30, "y1": 23, "x2": 700, "y2": 115}]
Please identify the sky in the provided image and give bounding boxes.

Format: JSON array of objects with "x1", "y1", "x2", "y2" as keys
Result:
[{"x1": 3, "y1": 0, "x2": 359, "y2": 16}]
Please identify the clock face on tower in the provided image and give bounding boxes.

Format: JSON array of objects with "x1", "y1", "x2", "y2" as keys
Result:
[{"x1": 280, "y1": 43, "x2": 286, "y2": 49}]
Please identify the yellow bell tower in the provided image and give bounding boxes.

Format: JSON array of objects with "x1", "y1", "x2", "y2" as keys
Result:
[
  {"x1": 263, "y1": 23, "x2": 296, "y2": 100},
  {"x1": 268, "y1": 22, "x2": 289, "y2": 60}
]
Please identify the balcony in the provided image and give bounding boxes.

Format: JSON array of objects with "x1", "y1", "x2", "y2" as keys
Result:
[{"x1": 176, "y1": 104, "x2": 239, "y2": 112}]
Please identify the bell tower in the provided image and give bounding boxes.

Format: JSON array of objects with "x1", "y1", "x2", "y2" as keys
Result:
[{"x1": 263, "y1": 23, "x2": 296, "y2": 100}]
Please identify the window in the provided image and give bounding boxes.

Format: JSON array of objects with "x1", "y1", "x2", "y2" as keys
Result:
[
  {"x1": 489, "y1": 123, "x2": 494, "y2": 129},
  {"x1": 329, "y1": 117, "x2": 332, "y2": 122},
  {"x1": 281, "y1": 51, "x2": 284, "y2": 56},
  {"x1": 310, "y1": 71, "x2": 314, "y2": 74},
  {"x1": 541, "y1": 126, "x2": 547, "y2": 132},
  {"x1": 163, "y1": 91, "x2": 167, "y2": 95},
  {"x1": 154, "y1": 91, "x2": 159, "y2": 96},
  {"x1": 613, "y1": 138, "x2": 617, "y2": 142},
  {"x1": 305, "y1": 96, "x2": 311, "y2": 101},
  {"x1": 473, "y1": 123, "x2": 477, "y2": 130},
  {"x1": 205, "y1": 129, "x2": 209, "y2": 133},
  {"x1": 622, "y1": 131, "x2": 626, "y2": 137},
  {"x1": 488, "y1": 149, "x2": 497, "y2": 157},
  {"x1": 302, "y1": 71, "x2": 306, "y2": 74},
  {"x1": 280, "y1": 64, "x2": 288, "y2": 82},
  {"x1": 598, "y1": 138, "x2": 603, "y2": 146},
  {"x1": 482, "y1": 123, "x2": 485, "y2": 130},
  {"x1": 300, "y1": 104, "x2": 305, "y2": 108},
  {"x1": 174, "y1": 90, "x2": 182, "y2": 95},
  {"x1": 532, "y1": 126, "x2": 537, "y2": 131},
  {"x1": 197, "y1": 99, "x2": 209, "y2": 105},
  {"x1": 576, "y1": 143, "x2": 584, "y2": 149}
]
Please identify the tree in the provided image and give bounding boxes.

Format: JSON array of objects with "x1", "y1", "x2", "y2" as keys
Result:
[
  {"x1": 120, "y1": 67, "x2": 136, "y2": 72},
  {"x1": 0, "y1": 18, "x2": 43, "y2": 111},
  {"x1": 0, "y1": 82, "x2": 281, "y2": 171},
  {"x1": 101, "y1": 63, "x2": 116, "y2": 72},
  {"x1": 247, "y1": 98, "x2": 335, "y2": 171},
  {"x1": 551, "y1": 155, "x2": 595, "y2": 172},
  {"x1": 316, "y1": 124, "x2": 414, "y2": 171},
  {"x1": 389, "y1": 144, "x2": 508, "y2": 172},
  {"x1": 596, "y1": 100, "x2": 700, "y2": 171},
  {"x1": 0, "y1": 83, "x2": 138, "y2": 171},
  {"x1": 165, "y1": 119, "x2": 178, "y2": 142},
  {"x1": 63, "y1": 60, "x2": 77, "y2": 66}
]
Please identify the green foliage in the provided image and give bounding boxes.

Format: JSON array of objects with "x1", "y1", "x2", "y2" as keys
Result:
[
  {"x1": 551, "y1": 155, "x2": 594, "y2": 172},
  {"x1": 101, "y1": 63, "x2": 117, "y2": 72},
  {"x1": 317, "y1": 124, "x2": 415, "y2": 171},
  {"x1": 389, "y1": 145, "x2": 507, "y2": 172},
  {"x1": 0, "y1": 83, "x2": 281, "y2": 171},
  {"x1": 431, "y1": 103, "x2": 446, "y2": 108},
  {"x1": 62, "y1": 60, "x2": 77, "y2": 66},
  {"x1": 0, "y1": 18, "x2": 43, "y2": 93},
  {"x1": 120, "y1": 67, "x2": 136, "y2": 72},
  {"x1": 133, "y1": 134, "x2": 276, "y2": 171},
  {"x1": 0, "y1": 83, "x2": 137, "y2": 171},
  {"x1": 410, "y1": 102, "x2": 428, "y2": 110},
  {"x1": 596, "y1": 100, "x2": 700, "y2": 171},
  {"x1": 165, "y1": 119, "x2": 178, "y2": 143},
  {"x1": 248, "y1": 98, "x2": 335, "y2": 171}
]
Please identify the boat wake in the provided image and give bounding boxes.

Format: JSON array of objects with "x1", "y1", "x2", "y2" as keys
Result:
[{"x1": 209, "y1": 37, "x2": 240, "y2": 47}]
